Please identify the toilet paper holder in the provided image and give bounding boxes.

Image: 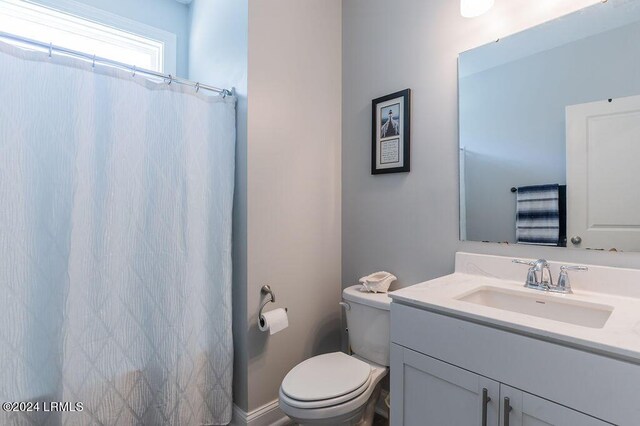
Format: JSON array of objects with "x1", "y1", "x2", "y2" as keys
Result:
[{"x1": 259, "y1": 285, "x2": 287, "y2": 321}]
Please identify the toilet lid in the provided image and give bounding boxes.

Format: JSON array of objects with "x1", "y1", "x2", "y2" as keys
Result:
[{"x1": 281, "y1": 352, "x2": 371, "y2": 402}]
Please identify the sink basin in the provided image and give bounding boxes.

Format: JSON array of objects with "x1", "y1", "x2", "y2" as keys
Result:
[{"x1": 456, "y1": 286, "x2": 614, "y2": 329}]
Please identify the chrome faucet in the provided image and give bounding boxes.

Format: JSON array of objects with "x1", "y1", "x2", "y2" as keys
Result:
[
  {"x1": 556, "y1": 265, "x2": 588, "y2": 294},
  {"x1": 512, "y1": 259, "x2": 588, "y2": 294},
  {"x1": 513, "y1": 259, "x2": 553, "y2": 290}
]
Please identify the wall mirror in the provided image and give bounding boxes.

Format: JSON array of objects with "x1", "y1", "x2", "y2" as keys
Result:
[{"x1": 459, "y1": 0, "x2": 640, "y2": 252}]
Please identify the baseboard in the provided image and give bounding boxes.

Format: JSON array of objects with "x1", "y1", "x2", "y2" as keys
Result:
[
  {"x1": 231, "y1": 390, "x2": 386, "y2": 425},
  {"x1": 231, "y1": 399, "x2": 292, "y2": 426}
]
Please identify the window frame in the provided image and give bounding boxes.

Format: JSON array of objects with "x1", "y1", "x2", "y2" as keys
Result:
[{"x1": 1, "y1": 0, "x2": 177, "y2": 75}]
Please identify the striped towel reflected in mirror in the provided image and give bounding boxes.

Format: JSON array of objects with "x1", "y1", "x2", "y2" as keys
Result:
[{"x1": 516, "y1": 184, "x2": 560, "y2": 246}]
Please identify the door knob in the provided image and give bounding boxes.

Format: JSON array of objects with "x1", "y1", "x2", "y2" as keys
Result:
[{"x1": 570, "y1": 236, "x2": 582, "y2": 245}]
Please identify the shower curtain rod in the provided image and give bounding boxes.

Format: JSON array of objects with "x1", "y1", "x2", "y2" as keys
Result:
[{"x1": 0, "y1": 31, "x2": 233, "y2": 97}]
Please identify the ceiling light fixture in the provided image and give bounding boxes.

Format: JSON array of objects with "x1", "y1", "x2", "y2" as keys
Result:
[{"x1": 461, "y1": 0, "x2": 495, "y2": 18}]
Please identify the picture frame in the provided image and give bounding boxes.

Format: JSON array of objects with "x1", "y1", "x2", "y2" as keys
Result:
[{"x1": 371, "y1": 89, "x2": 411, "y2": 174}]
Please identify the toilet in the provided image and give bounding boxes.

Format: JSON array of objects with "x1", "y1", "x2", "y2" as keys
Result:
[{"x1": 279, "y1": 285, "x2": 391, "y2": 425}]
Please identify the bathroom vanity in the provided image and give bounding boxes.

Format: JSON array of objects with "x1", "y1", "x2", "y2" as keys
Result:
[
  {"x1": 392, "y1": 1, "x2": 640, "y2": 423},
  {"x1": 389, "y1": 253, "x2": 640, "y2": 426}
]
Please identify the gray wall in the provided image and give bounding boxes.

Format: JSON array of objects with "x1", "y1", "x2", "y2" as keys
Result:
[
  {"x1": 342, "y1": 0, "x2": 640, "y2": 296},
  {"x1": 246, "y1": 0, "x2": 343, "y2": 411},
  {"x1": 461, "y1": 20, "x2": 640, "y2": 243},
  {"x1": 189, "y1": 0, "x2": 342, "y2": 415},
  {"x1": 187, "y1": 0, "x2": 250, "y2": 412},
  {"x1": 343, "y1": 0, "x2": 461, "y2": 290}
]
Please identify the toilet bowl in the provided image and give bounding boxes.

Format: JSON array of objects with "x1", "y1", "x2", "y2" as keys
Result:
[
  {"x1": 279, "y1": 286, "x2": 392, "y2": 425},
  {"x1": 279, "y1": 352, "x2": 387, "y2": 425}
]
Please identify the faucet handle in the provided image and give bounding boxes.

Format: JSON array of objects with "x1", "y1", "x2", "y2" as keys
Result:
[
  {"x1": 512, "y1": 259, "x2": 535, "y2": 267},
  {"x1": 513, "y1": 259, "x2": 539, "y2": 287},
  {"x1": 556, "y1": 265, "x2": 588, "y2": 294},
  {"x1": 560, "y1": 265, "x2": 588, "y2": 272}
]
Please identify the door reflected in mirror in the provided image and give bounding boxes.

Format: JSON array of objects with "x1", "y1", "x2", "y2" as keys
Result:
[{"x1": 458, "y1": 0, "x2": 640, "y2": 252}]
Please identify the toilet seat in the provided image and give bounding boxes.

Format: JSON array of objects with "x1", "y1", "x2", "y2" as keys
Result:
[
  {"x1": 278, "y1": 354, "x2": 388, "y2": 424},
  {"x1": 280, "y1": 352, "x2": 372, "y2": 409},
  {"x1": 280, "y1": 374, "x2": 372, "y2": 409}
]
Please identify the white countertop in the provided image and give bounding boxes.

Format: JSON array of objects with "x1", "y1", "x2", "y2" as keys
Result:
[{"x1": 390, "y1": 253, "x2": 640, "y2": 363}]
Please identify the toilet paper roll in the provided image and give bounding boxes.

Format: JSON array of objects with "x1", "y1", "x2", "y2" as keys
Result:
[{"x1": 259, "y1": 308, "x2": 289, "y2": 335}]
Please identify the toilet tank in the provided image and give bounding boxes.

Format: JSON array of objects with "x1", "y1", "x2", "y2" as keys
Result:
[{"x1": 342, "y1": 285, "x2": 391, "y2": 366}]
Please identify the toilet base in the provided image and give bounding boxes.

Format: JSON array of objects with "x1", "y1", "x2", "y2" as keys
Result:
[
  {"x1": 354, "y1": 381, "x2": 382, "y2": 426},
  {"x1": 293, "y1": 382, "x2": 382, "y2": 426}
]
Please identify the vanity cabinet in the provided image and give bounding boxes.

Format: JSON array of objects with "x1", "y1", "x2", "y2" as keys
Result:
[
  {"x1": 499, "y1": 385, "x2": 609, "y2": 426},
  {"x1": 391, "y1": 344, "x2": 609, "y2": 426},
  {"x1": 391, "y1": 344, "x2": 499, "y2": 426},
  {"x1": 390, "y1": 303, "x2": 626, "y2": 425}
]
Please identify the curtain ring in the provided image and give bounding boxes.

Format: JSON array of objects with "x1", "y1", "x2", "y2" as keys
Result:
[
  {"x1": 132, "y1": 65, "x2": 136, "y2": 77},
  {"x1": 222, "y1": 90, "x2": 227, "y2": 99},
  {"x1": 195, "y1": 82, "x2": 200, "y2": 93},
  {"x1": 92, "y1": 54, "x2": 96, "y2": 68},
  {"x1": 48, "y1": 42, "x2": 52, "y2": 58},
  {"x1": 167, "y1": 74, "x2": 173, "y2": 85}
]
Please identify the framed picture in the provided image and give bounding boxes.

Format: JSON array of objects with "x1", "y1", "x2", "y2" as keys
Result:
[{"x1": 371, "y1": 89, "x2": 411, "y2": 174}]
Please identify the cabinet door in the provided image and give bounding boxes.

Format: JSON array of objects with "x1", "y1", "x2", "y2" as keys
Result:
[
  {"x1": 391, "y1": 344, "x2": 499, "y2": 426},
  {"x1": 499, "y1": 385, "x2": 612, "y2": 426}
]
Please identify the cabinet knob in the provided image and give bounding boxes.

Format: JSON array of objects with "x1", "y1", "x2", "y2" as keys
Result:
[{"x1": 570, "y1": 236, "x2": 582, "y2": 245}]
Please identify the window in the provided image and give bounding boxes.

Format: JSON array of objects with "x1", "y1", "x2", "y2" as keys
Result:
[{"x1": 0, "y1": 0, "x2": 177, "y2": 73}]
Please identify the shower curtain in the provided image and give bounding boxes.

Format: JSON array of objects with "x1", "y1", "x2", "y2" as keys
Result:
[{"x1": 0, "y1": 41, "x2": 234, "y2": 425}]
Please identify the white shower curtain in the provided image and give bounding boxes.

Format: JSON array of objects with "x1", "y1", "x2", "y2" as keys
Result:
[{"x1": 0, "y1": 41, "x2": 234, "y2": 425}]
